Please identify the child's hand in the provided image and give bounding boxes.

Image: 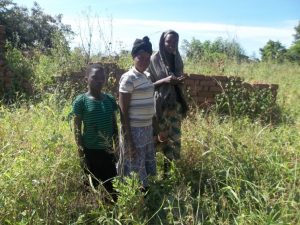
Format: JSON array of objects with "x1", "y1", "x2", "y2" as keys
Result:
[
  {"x1": 77, "y1": 146, "x2": 86, "y2": 169},
  {"x1": 158, "y1": 132, "x2": 168, "y2": 143},
  {"x1": 79, "y1": 156, "x2": 86, "y2": 170},
  {"x1": 77, "y1": 146, "x2": 84, "y2": 157}
]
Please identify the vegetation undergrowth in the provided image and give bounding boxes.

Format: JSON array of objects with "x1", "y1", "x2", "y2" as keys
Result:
[{"x1": 1, "y1": 73, "x2": 299, "y2": 224}]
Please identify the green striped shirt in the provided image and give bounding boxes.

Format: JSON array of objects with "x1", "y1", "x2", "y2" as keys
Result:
[{"x1": 72, "y1": 93, "x2": 118, "y2": 149}]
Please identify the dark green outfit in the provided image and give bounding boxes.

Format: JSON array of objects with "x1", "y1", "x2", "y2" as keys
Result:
[
  {"x1": 73, "y1": 93, "x2": 118, "y2": 149},
  {"x1": 72, "y1": 93, "x2": 118, "y2": 193}
]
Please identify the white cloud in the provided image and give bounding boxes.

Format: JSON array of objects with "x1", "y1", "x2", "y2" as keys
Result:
[{"x1": 62, "y1": 17, "x2": 296, "y2": 57}]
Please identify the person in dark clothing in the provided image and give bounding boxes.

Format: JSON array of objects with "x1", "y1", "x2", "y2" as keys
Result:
[{"x1": 148, "y1": 30, "x2": 188, "y2": 176}]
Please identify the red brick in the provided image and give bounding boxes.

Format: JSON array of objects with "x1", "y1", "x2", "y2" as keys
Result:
[
  {"x1": 198, "y1": 91, "x2": 215, "y2": 98},
  {"x1": 203, "y1": 76, "x2": 214, "y2": 81},
  {"x1": 197, "y1": 86, "x2": 209, "y2": 91},
  {"x1": 189, "y1": 88, "x2": 197, "y2": 96},
  {"x1": 199, "y1": 80, "x2": 217, "y2": 86},
  {"x1": 242, "y1": 83, "x2": 253, "y2": 90},
  {"x1": 184, "y1": 79, "x2": 196, "y2": 86},
  {"x1": 188, "y1": 74, "x2": 205, "y2": 79},
  {"x1": 252, "y1": 84, "x2": 270, "y2": 89},
  {"x1": 195, "y1": 96, "x2": 205, "y2": 101},
  {"x1": 270, "y1": 84, "x2": 279, "y2": 90},
  {"x1": 209, "y1": 86, "x2": 223, "y2": 92},
  {"x1": 211, "y1": 75, "x2": 229, "y2": 81},
  {"x1": 205, "y1": 97, "x2": 215, "y2": 103}
]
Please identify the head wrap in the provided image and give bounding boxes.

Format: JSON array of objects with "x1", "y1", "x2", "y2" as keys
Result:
[
  {"x1": 158, "y1": 30, "x2": 182, "y2": 69},
  {"x1": 131, "y1": 36, "x2": 153, "y2": 58}
]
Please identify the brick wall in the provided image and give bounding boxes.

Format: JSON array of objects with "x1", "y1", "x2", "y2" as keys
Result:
[
  {"x1": 184, "y1": 74, "x2": 278, "y2": 107},
  {"x1": 65, "y1": 63, "x2": 278, "y2": 108}
]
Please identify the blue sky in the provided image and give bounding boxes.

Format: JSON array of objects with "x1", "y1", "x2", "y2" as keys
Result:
[{"x1": 13, "y1": 0, "x2": 300, "y2": 57}]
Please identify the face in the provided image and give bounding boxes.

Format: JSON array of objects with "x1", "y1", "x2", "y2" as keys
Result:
[
  {"x1": 133, "y1": 50, "x2": 151, "y2": 73},
  {"x1": 164, "y1": 33, "x2": 179, "y2": 54},
  {"x1": 87, "y1": 68, "x2": 106, "y2": 91}
]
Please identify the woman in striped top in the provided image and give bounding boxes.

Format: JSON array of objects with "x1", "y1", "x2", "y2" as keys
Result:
[{"x1": 118, "y1": 36, "x2": 156, "y2": 190}]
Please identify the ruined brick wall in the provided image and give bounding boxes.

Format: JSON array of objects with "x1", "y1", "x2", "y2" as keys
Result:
[
  {"x1": 64, "y1": 63, "x2": 278, "y2": 108},
  {"x1": 184, "y1": 74, "x2": 278, "y2": 107}
]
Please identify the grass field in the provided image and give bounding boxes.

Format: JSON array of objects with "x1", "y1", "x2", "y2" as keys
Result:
[{"x1": 0, "y1": 61, "x2": 299, "y2": 224}]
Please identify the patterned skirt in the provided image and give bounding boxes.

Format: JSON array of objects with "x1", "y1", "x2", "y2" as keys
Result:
[
  {"x1": 157, "y1": 102, "x2": 182, "y2": 160},
  {"x1": 117, "y1": 125, "x2": 156, "y2": 187}
]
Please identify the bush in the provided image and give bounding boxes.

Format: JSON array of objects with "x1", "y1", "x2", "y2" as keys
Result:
[
  {"x1": 215, "y1": 77, "x2": 280, "y2": 123},
  {"x1": 33, "y1": 33, "x2": 86, "y2": 93},
  {"x1": 2, "y1": 42, "x2": 33, "y2": 102}
]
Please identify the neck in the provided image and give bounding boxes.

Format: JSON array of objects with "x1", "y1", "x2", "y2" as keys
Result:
[
  {"x1": 134, "y1": 66, "x2": 145, "y2": 74},
  {"x1": 165, "y1": 51, "x2": 175, "y2": 61},
  {"x1": 165, "y1": 52, "x2": 175, "y2": 69},
  {"x1": 88, "y1": 89, "x2": 102, "y2": 99}
]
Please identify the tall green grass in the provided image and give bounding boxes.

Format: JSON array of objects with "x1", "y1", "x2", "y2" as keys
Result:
[{"x1": 0, "y1": 61, "x2": 299, "y2": 224}]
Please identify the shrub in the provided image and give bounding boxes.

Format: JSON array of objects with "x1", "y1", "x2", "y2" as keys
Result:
[
  {"x1": 215, "y1": 77, "x2": 280, "y2": 123},
  {"x1": 33, "y1": 32, "x2": 86, "y2": 93},
  {"x1": 2, "y1": 42, "x2": 33, "y2": 102}
]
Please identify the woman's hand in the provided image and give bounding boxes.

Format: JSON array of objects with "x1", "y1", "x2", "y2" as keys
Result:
[
  {"x1": 127, "y1": 141, "x2": 136, "y2": 159},
  {"x1": 163, "y1": 75, "x2": 186, "y2": 84},
  {"x1": 153, "y1": 74, "x2": 186, "y2": 87}
]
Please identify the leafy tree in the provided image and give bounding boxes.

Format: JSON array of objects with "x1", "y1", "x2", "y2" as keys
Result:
[
  {"x1": 259, "y1": 40, "x2": 287, "y2": 62},
  {"x1": 0, "y1": 0, "x2": 73, "y2": 50},
  {"x1": 182, "y1": 37, "x2": 247, "y2": 62},
  {"x1": 286, "y1": 21, "x2": 300, "y2": 62},
  {"x1": 293, "y1": 21, "x2": 300, "y2": 41},
  {"x1": 287, "y1": 41, "x2": 300, "y2": 62},
  {"x1": 182, "y1": 38, "x2": 203, "y2": 61}
]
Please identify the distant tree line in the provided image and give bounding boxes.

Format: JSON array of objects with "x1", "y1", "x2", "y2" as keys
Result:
[
  {"x1": 181, "y1": 37, "x2": 249, "y2": 62},
  {"x1": 182, "y1": 21, "x2": 300, "y2": 63},
  {"x1": 259, "y1": 21, "x2": 300, "y2": 63}
]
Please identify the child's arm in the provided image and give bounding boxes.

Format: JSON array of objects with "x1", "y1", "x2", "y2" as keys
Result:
[
  {"x1": 73, "y1": 115, "x2": 84, "y2": 158},
  {"x1": 112, "y1": 113, "x2": 119, "y2": 152}
]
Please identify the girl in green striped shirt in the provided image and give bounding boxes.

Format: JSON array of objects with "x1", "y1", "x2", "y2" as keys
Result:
[{"x1": 72, "y1": 64, "x2": 118, "y2": 199}]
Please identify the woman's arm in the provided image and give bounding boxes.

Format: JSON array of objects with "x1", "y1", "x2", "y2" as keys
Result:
[
  {"x1": 153, "y1": 75, "x2": 185, "y2": 87},
  {"x1": 112, "y1": 111, "x2": 119, "y2": 157},
  {"x1": 119, "y1": 92, "x2": 135, "y2": 158}
]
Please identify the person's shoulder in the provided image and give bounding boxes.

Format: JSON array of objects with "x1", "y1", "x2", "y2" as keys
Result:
[
  {"x1": 120, "y1": 68, "x2": 137, "y2": 82},
  {"x1": 144, "y1": 71, "x2": 151, "y2": 78},
  {"x1": 122, "y1": 68, "x2": 135, "y2": 77},
  {"x1": 151, "y1": 51, "x2": 160, "y2": 60},
  {"x1": 73, "y1": 93, "x2": 86, "y2": 103},
  {"x1": 104, "y1": 93, "x2": 118, "y2": 110},
  {"x1": 104, "y1": 93, "x2": 116, "y2": 102}
]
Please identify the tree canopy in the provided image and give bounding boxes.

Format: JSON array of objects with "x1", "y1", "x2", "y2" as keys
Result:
[
  {"x1": 182, "y1": 37, "x2": 248, "y2": 62},
  {"x1": 259, "y1": 40, "x2": 287, "y2": 62},
  {"x1": 260, "y1": 21, "x2": 300, "y2": 63},
  {"x1": 293, "y1": 21, "x2": 300, "y2": 42},
  {"x1": 0, "y1": 0, "x2": 73, "y2": 50}
]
